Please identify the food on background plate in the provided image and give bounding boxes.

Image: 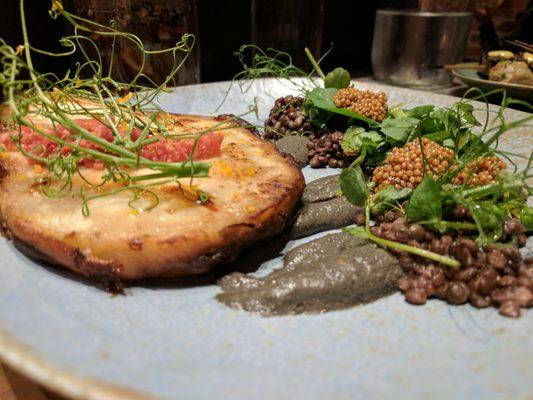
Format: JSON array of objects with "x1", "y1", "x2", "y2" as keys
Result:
[
  {"x1": 485, "y1": 49, "x2": 515, "y2": 70},
  {"x1": 483, "y1": 49, "x2": 533, "y2": 86},
  {"x1": 489, "y1": 60, "x2": 533, "y2": 86}
]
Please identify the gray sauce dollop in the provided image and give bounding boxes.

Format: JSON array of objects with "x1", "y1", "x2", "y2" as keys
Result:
[
  {"x1": 290, "y1": 174, "x2": 363, "y2": 239},
  {"x1": 217, "y1": 232, "x2": 403, "y2": 316}
]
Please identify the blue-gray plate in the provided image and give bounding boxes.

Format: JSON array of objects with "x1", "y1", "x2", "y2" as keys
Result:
[{"x1": 0, "y1": 79, "x2": 532, "y2": 400}]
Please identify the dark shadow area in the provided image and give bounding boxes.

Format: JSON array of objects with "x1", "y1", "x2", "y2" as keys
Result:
[
  {"x1": 320, "y1": 1, "x2": 375, "y2": 78},
  {"x1": 198, "y1": 0, "x2": 251, "y2": 83},
  {"x1": 0, "y1": 0, "x2": 68, "y2": 82}
]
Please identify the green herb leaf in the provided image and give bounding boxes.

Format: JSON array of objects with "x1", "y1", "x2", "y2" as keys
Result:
[
  {"x1": 467, "y1": 201, "x2": 506, "y2": 243},
  {"x1": 379, "y1": 116, "x2": 420, "y2": 143},
  {"x1": 341, "y1": 126, "x2": 383, "y2": 155},
  {"x1": 341, "y1": 126, "x2": 365, "y2": 155},
  {"x1": 324, "y1": 67, "x2": 351, "y2": 89},
  {"x1": 517, "y1": 206, "x2": 533, "y2": 231},
  {"x1": 339, "y1": 164, "x2": 368, "y2": 207},
  {"x1": 455, "y1": 103, "x2": 481, "y2": 126},
  {"x1": 418, "y1": 116, "x2": 444, "y2": 135},
  {"x1": 305, "y1": 88, "x2": 376, "y2": 125},
  {"x1": 306, "y1": 87, "x2": 341, "y2": 108},
  {"x1": 371, "y1": 185, "x2": 412, "y2": 214},
  {"x1": 406, "y1": 105, "x2": 434, "y2": 119},
  {"x1": 474, "y1": 202, "x2": 507, "y2": 230},
  {"x1": 390, "y1": 107, "x2": 409, "y2": 119},
  {"x1": 423, "y1": 130, "x2": 452, "y2": 142},
  {"x1": 405, "y1": 176, "x2": 442, "y2": 221}
]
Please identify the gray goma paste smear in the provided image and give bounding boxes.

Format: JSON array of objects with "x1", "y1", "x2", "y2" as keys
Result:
[
  {"x1": 302, "y1": 174, "x2": 341, "y2": 203},
  {"x1": 290, "y1": 197, "x2": 362, "y2": 239},
  {"x1": 217, "y1": 232, "x2": 403, "y2": 316},
  {"x1": 274, "y1": 136, "x2": 311, "y2": 168}
]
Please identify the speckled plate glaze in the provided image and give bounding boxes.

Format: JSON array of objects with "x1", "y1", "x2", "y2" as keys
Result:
[{"x1": 0, "y1": 79, "x2": 532, "y2": 400}]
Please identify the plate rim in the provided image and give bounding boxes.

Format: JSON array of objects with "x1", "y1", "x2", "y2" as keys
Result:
[{"x1": 0, "y1": 328, "x2": 151, "y2": 400}]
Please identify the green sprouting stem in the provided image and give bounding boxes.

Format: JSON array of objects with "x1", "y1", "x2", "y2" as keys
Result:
[
  {"x1": 461, "y1": 179, "x2": 523, "y2": 199},
  {"x1": 346, "y1": 225, "x2": 461, "y2": 268},
  {"x1": 432, "y1": 220, "x2": 478, "y2": 232},
  {"x1": 351, "y1": 148, "x2": 367, "y2": 167},
  {"x1": 347, "y1": 204, "x2": 461, "y2": 268},
  {"x1": 304, "y1": 47, "x2": 326, "y2": 81}
]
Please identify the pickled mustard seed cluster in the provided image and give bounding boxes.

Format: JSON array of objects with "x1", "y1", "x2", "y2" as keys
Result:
[
  {"x1": 264, "y1": 95, "x2": 315, "y2": 139},
  {"x1": 452, "y1": 155, "x2": 507, "y2": 186},
  {"x1": 372, "y1": 138, "x2": 454, "y2": 191},
  {"x1": 333, "y1": 88, "x2": 388, "y2": 122}
]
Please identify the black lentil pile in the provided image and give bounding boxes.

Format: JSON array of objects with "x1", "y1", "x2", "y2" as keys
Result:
[
  {"x1": 263, "y1": 95, "x2": 315, "y2": 139},
  {"x1": 306, "y1": 130, "x2": 354, "y2": 168},
  {"x1": 368, "y1": 209, "x2": 532, "y2": 318}
]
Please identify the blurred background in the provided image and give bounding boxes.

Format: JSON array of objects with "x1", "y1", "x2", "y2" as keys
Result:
[{"x1": 0, "y1": 0, "x2": 530, "y2": 86}]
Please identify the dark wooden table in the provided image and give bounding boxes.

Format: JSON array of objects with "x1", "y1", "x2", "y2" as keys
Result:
[{"x1": 0, "y1": 363, "x2": 66, "y2": 399}]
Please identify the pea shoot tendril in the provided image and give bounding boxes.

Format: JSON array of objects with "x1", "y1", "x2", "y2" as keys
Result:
[{"x1": 0, "y1": 0, "x2": 255, "y2": 216}]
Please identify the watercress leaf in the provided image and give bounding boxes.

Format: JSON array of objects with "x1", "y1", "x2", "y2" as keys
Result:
[
  {"x1": 363, "y1": 151, "x2": 387, "y2": 168},
  {"x1": 340, "y1": 164, "x2": 368, "y2": 207},
  {"x1": 442, "y1": 138, "x2": 454, "y2": 147},
  {"x1": 306, "y1": 87, "x2": 338, "y2": 108},
  {"x1": 380, "y1": 116, "x2": 420, "y2": 143},
  {"x1": 359, "y1": 130, "x2": 384, "y2": 149},
  {"x1": 517, "y1": 206, "x2": 533, "y2": 231},
  {"x1": 461, "y1": 112, "x2": 480, "y2": 126},
  {"x1": 405, "y1": 176, "x2": 442, "y2": 222},
  {"x1": 302, "y1": 97, "x2": 330, "y2": 128},
  {"x1": 374, "y1": 185, "x2": 412, "y2": 203},
  {"x1": 423, "y1": 130, "x2": 451, "y2": 142},
  {"x1": 341, "y1": 127, "x2": 384, "y2": 156},
  {"x1": 306, "y1": 88, "x2": 376, "y2": 125},
  {"x1": 473, "y1": 202, "x2": 507, "y2": 230},
  {"x1": 341, "y1": 126, "x2": 365, "y2": 154},
  {"x1": 419, "y1": 116, "x2": 444, "y2": 134},
  {"x1": 324, "y1": 67, "x2": 351, "y2": 89},
  {"x1": 434, "y1": 108, "x2": 451, "y2": 127},
  {"x1": 456, "y1": 102, "x2": 474, "y2": 113},
  {"x1": 406, "y1": 105, "x2": 434, "y2": 119},
  {"x1": 390, "y1": 107, "x2": 409, "y2": 119},
  {"x1": 468, "y1": 201, "x2": 506, "y2": 242},
  {"x1": 455, "y1": 128, "x2": 471, "y2": 151},
  {"x1": 371, "y1": 185, "x2": 412, "y2": 214},
  {"x1": 454, "y1": 102, "x2": 481, "y2": 126}
]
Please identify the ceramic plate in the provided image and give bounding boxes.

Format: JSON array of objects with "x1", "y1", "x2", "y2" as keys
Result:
[
  {"x1": 0, "y1": 79, "x2": 532, "y2": 400},
  {"x1": 452, "y1": 62, "x2": 533, "y2": 100}
]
